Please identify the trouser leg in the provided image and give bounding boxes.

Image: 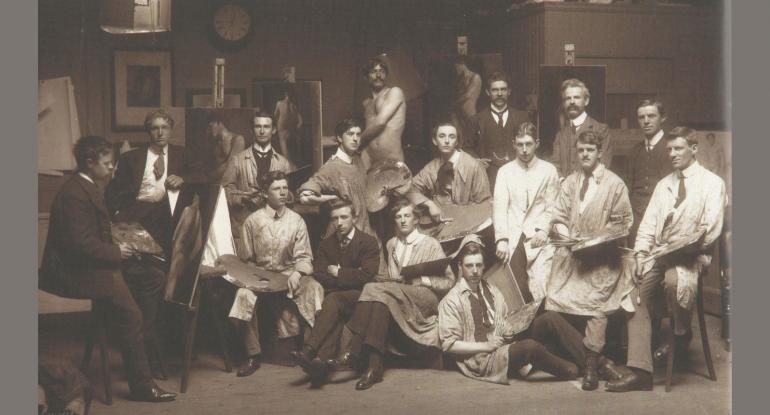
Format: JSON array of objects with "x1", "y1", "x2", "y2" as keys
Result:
[
  {"x1": 508, "y1": 339, "x2": 578, "y2": 379},
  {"x1": 242, "y1": 297, "x2": 262, "y2": 357},
  {"x1": 626, "y1": 263, "x2": 666, "y2": 373},
  {"x1": 510, "y1": 235, "x2": 534, "y2": 303},
  {"x1": 103, "y1": 276, "x2": 153, "y2": 388},
  {"x1": 347, "y1": 301, "x2": 375, "y2": 358},
  {"x1": 529, "y1": 311, "x2": 587, "y2": 369},
  {"x1": 663, "y1": 268, "x2": 693, "y2": 336},
  {"x1": 121, "y1": 259, "x2": 166, "y2": 342},
  {"x1": 583, "y1": 315, "x2": 608, "y2": 353},
  {"x1": 307, "y1": 290, "x2": 361, "y2": 360}
]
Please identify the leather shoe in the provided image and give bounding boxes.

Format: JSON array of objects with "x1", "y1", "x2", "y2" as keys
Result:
[
  {"x1": 326, "y1": 352, "x2": 357, "y2": 372},
  {"x1": 597, "y1": 356, "x2": 624, "y2": 382},
  {"x1": 290, "y1": 350, "x2": 315, "y2": 374},
  {"x1": 582, "y1": 354, "x2": 599, "y2": 391},
  {"x1": 236, "y1": 356, "x2": 261, "y2": 377},
  {"x1": 605, "y1": 367, "x2": 653, "y2": 392},
  {"x1": 130, "y1": 383, "x2": 176, "y2": 402},
  {"x1": 355, "y1": 368, "x2": 383, "y2": 391},
  {"x1": 307, "y1": 358, "x2": 330, "y2": 388}
]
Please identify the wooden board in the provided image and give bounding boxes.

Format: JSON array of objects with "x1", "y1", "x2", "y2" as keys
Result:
[
  {"x1": 420, "y1": 202, "x2": 493, "y2": 243},
  {"x1": 111, "y1": 222, "x2": 164, "y2": 256},
  {"x1": 650, "y1": 229, "x2": 706, "y2": 261},
  {"x1": 483, "y1": 260, "x2": 525, "y2": 313},
  {"x1": 218, "y1": 254, "x2": 289, "y2": 293},
  {"x1": 571, "y1": 227, "x2": 629, "y2": 253}
]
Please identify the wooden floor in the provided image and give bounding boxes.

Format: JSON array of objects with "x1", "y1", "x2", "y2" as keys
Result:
[{"x1": 39, "y1": 313, "x2": 731, "y2": 415}]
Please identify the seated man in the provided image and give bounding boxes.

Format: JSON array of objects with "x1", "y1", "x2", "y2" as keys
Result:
[
  {"x1": 334, "y1": 200, "x2": 456, "y2": 391},
  {"x1": 40, "y1": 136, "x2": 175, "y2": 402},
  {"x1": 298, "y1": 118, "x2": 375, "y2": 239},
  {"x1": 607, "y1": 127, "x2": 727, "y2": 392},
  {"x1": 222, "y1": 111, "x2": 294, "y2": 253},
  {"x1": 439, "y1": 236, "x2": 584, "y2": 384},
  {"x1": 290, "y1": 199, "x2": 381, "y2": 386},
  {"x1": 545, "y1": 130, "x2": 634, "y2": 391},
  {"x1": 233, "y1": 171, "x2": 324, "y2": 377},
  {"x1": 493, "y1": 122, "x2": 560, "y2": 301},
  {"x1": 410, "y1": 121, "x2": 491, "y2": 207}
]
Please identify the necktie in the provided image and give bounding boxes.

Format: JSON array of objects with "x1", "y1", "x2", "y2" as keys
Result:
[
  {"x1": 570, "y1": 123, "x2": 578, "y2": 135},
  {"x1": 674, "y1": 172, "x2": 686, "y2": 208},
  {"x1": 153, "y1": 150, "x2": 165, "y2": 180},
  {"x1": 647, "y1": 140, "x2": 653, "y2": 152},
  {"x1": 579, "y1": 172, "x2": 591, "y2": 202},
  {"x1": 437, "y1": 161, "x2": 454, "y2": 196},
  {"x1": 340, "y1": 236, "x2": 351, "y2": 248},
  {"x1": 492, "y1": 109, "x2": 506, "y2": 127}
]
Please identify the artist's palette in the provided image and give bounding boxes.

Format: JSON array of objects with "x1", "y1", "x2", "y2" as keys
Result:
[
  {"x1": 365, "y1": 160, "x2": 412, "y2": 212},
  {"x1": 218, "y1": 254, "x2": 289, "y2": 293}
]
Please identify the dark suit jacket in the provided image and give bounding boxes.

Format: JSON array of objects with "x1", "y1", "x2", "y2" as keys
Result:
[
  {"x1": 40, "y1": 174, "x2": 123, "y2": 298},
  {"x1": 551, "y1": 115, "x2": 613, "y2": 177},
  {"x1": 468, "y1": 107, "x2": 530, "y2": 164},
  {"x1": 313, "y1": 229, "x2": 380, "y2": 292},
  {"x1": 105, "y1": 144, "x2": 188, "y2": 253}
]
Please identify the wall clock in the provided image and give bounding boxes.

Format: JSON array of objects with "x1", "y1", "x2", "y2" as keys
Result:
[{"x1": 209, "y1": 1, "x2": 255, "y2": 52}]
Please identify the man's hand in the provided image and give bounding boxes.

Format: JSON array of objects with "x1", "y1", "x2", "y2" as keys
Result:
[
  {"x1": 118, "y1": 243, "x2": 136, "y2": 260},
  {"x1": 424, "y1": 200, "x2": 453, "y2": 224},
  {"x1": 299, "y1": 192, "x2": 339, "y2": 205},
  {"x1": 287, "y1": 271, "x2": 302, "y2": 298},
  {"x1": 165, "y1": 175, "x2": 184, "y2": 190},
  {"x1": 530, "y1": 230, "x2": 548, "y2": 249},
  {"x1": 496, "y1": 240, "x2": 511, "y2": 263},
  {"x1": 486, "y1": 334, "x2": 505, "y2": 352},
  {"x1": 634, "y1": 251, "x2": 651, "y2": 280},
  {"x1": 327, "y1": 265, "x2": 340, "y2": 278},
  {"x1": 478, "y1": 158, "x2": 491, "y2": 169},
  {"x1": 696, "y1": 254, "x2": 712, "y2": 272}
]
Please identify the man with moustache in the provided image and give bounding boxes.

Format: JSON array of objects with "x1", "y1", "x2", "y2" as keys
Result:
[
  {"x1": 410, "y1": 121, "x2": 491, "y2": 206},
  {"x1": 234, "y1": 171, "x2": 324, "y2": 377},
  {"x1": 551, "y1": 79, "x2": 613, "y2": 178},
  {"x1": 626, "y1": 99, "x2": 673, "y2": 240},
  {"x1": 106, "y1": 109, "x2": 188, "y2": 379},
  {"x1": 290, "y1": 199, "x2": 381, "y2": 387},
  {"x1": 468, "y1": 72, "x2": 531, "y2": 188},
  {"x1": 44, "y1": 136, "x2": 176, "y2": 402},
  {"x1": 607, "y1": 127, "x2": 727, "y2": 392},
  {"x1": 222, "y1": 111, "x2": 295, "y2": 253},
  {"x1": 546, "y1": 130, "x2": 633, "y2": 391},
  {"x1": 358, "y1": 57, "x2": 407, "y2": 169},
  {"x1": 493, "y1": 122, "x2": 560, "y2": 301}
]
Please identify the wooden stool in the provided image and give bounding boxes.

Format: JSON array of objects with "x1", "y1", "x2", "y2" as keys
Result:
[
  {"x1": 180, "y1": 269, "x2": 234, "y2": 393},
  {"x1": 664, "y1": 272, "x2": 717, "y2": 392},
  {"x1": 80, "y1": 303, "x2": 112, "y2": 405}
]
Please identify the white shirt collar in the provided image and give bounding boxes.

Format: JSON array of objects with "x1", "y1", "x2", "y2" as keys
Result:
[
  {"x1": 264, "y1": 204, "x2": 286, "y2": 219},
  {"x1": 78, "y1": 172, "x2": 95, "y2": 184},
  {"x1": 680, "y1": 160, "x2": 701, "y2": 178},
  {"x1": 571, "y1": 111, "x2": 588, "y2": 127},
  {"x1": 149, "y1": 144, "x2": 168, "y2": 155},
  {"x1": 647, "y1": 130, "x2": 664, "y2": 148},
  {"x1": 515, "y1": 156, "x2": 539, "y2": 170},
  {"x1": 490, "y1": 104, "x2": 508, "y2": 113},
  {"x1": 448, "y1": 150, "x2": 461, "y2": 165},
  {"x1": 399, "y1": 229, "x2": 425, "y2": 245},
  {"x1": 253, "y1": 143, "x2": 273, "y2": 153},
  {"x1": 344, "y1": 227, "x2": 356, "y2": 241},
  {"x1": 331, "y1": 147, "x2": 353, "y2": 164}
]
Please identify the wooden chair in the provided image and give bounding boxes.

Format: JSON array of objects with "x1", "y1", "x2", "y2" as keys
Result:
[
  {"x1": 663, "y1": 271, "x2": 717, "y2": 392},
  {"x1": 80, "y1": 303, "x2": 112, "y2": 405}
]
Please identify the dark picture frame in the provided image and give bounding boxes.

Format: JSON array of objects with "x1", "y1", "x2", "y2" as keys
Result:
[{"x1": 112, "y1": 49, "x2": 174, "y2": 131}]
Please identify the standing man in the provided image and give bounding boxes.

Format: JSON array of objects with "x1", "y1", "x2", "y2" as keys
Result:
[
  {"x1": 290, "y1": 199, "x2": 381, "y2": 387},
  {"x1": 222, "y1": 111, "x2": 295, "y2": 253},
  {"x1": 274, "y1": 85, "x2": 303, "y2": 164},
  {"x1": 626, "y1": 99, "x2": 672, "y2": 240},
  {"x1": 106, "y1": 109, "x2": 188, "y2": 377},
  {"x1": 469, "y1": 72, "x2": 530, "y2": 188},
  {"x1": 450, "y1": 56, "x2": 482, "y2": 143},
  {"x1": 551, "y1": 79, "x2": 613, "y2": 178},
  {"x1": 493, "y1": 122, "x2": 560, "y2": 301},
  {"x1": 298, "y1": 119, "x2": 374, "y2": 239},
  {"x1": 410, "y1": 121, "x2": 491, "y2": 206},
  {"x1": 42, "y1": 136, "x2": 175, "y2": 402},
  {"x1": 206, "y1": 112, "x2": 246, "y2": 183},
  {"x1": 234, "y1": 171, "x2": 324, "y2": 377},
  {"x1": 607, "y1": 127, "x2": 726, "y2": 392},
  {"x1": 546, "y1": 130, "x2": 633, "y2": 391},
  {"x1": 359, "y1": 57, "x2": 406, "y2": 169}
]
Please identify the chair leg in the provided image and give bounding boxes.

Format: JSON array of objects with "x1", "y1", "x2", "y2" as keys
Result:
[
  {"x1": 665, "y1": 318, "x2": 675, "y2": 393},
  {"x1": 206, "y1": 291, "x2": 233, "y2": 373},
  {"x1": 97, "y1": 323, "x2": 113, "y2": 405},
  {"x1": 80, "y1": 323, "x2": 96, "y2": 372},
  {"x1": 180, "y1": 307, "x2": 200, "y2": 393},
  {"x1": 697, "y1": 278, "x2": 717, "y2": 381}
]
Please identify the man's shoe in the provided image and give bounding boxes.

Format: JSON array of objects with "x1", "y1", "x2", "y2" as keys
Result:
[
  {"x1": 308, "y1": 358, "x2": 330, "y2": 388},
  {"x1": 236, "y1": 356, "x2": 261, "y2": 377},
  {"x1": 605, "y1": 367, "x2": 653, "y2": 392},
  {"x1": 290, "y1": 350, "x2": 315, "y2": 374},
  {"x1": 355, "y1": 368, "x2": 383, "y2": 391},
  {"x1": 326, "y1": 352, "x2": 357, "y2": 372},
  {"x1": 597, "y1": 356, "x2": 624, "y2": 382},
  {"x1": 582, "y1": 353, "x2": 599, "y2": 391},
  {"x1": 129, "y1": 383, "x2": 176, "y2": 403}
]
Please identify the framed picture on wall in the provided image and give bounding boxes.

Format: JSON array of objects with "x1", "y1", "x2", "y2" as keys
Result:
[
  {"x1": 538, "y1": 65, "x2": 606, "y2": 157},
  {"x1": 112, "y1": 49, "x2": 174, "y2": 131},
  {"x1": 185, "y1": 88, "x2": 248, "y2": 108},
  {"x1": 252, "y1": 79, "x2": 323, "y2": 171}
]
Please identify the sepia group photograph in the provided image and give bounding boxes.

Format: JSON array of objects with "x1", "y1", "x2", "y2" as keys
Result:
[{"x1": 32, "y1": 0, "x2": 736, "y2": 414}]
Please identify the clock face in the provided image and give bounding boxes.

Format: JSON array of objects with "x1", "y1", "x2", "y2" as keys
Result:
[{"x1": 213, "y1": 4, "x2": 252, "y2": 42}]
